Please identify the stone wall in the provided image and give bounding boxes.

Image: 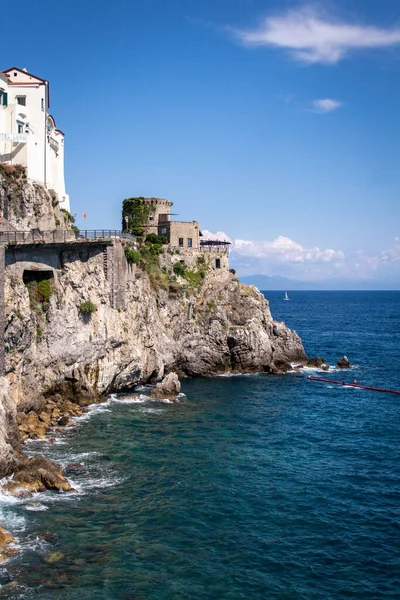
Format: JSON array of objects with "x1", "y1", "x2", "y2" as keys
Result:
[
  {"x1": 160, "y1": 246, "x2": 229, "y2": 271},
  {"x1": 168, "y1": 221, "x2": 200, "y2": 249}
]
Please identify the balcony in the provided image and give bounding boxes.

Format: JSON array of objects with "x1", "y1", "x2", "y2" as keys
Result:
[{"x1": 48, "y1": 136, "x2": 59, "y2": 153}]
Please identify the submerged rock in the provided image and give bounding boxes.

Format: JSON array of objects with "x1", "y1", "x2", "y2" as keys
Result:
[
  {"x1": 336, "y1": 356, "x2": 351, "y2": 369},
  {"x1": 151, "y1": 373, "x2": 181, "y2": 400}
]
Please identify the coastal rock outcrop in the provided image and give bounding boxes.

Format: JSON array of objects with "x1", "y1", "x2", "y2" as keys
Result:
[
  {"x1": 3, "y1": 456, "x2": 73, "y2": 495},
  {"x1": 0, "y1": 175, "x2": 310, "y2": 486},
  {"x1": 0, "y1": 525, "x2": 19, "y2": 563},
  {"x1": 336, "y1": 356, "x2": 351, "y2": 369},
  {"x1": 4, "y1": 248, "x2": 307, "y2": 413},
  {"x1": 306, "y1": 357, "x2": 329, "y2": 371},
  {"x1": 150, "y1": 372, "x2": 181, "y2": 400}
]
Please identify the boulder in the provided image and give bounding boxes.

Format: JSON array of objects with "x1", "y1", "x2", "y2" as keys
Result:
[
  {"x1": 336, "y1": 356, "x2": 351, "y2": 369},
  {"x1": 0, "y1": 525, "x2": 19, "y2": 563},
  {"x1": 150, "y1": 372, "x2": 181, "y2": 400},
  {"x1": 3, "y1": 456, "x2": 74, "y2": 495},
  {"x1": 307, "y1": 357, "x2": 329, "y2": 371}
]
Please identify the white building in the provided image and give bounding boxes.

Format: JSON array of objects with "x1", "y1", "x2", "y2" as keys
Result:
[{"x1": 0, "y1": 67, "x2": 69, "y2": 211}]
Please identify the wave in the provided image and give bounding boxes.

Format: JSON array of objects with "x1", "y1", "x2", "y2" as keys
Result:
[{"x1": 217, "y1": 372, "x2": 261, "y2": 378}]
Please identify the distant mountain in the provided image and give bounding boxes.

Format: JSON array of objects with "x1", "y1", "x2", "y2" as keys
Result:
[{"x1": 238, "y1": 274, "x2": 399, "y2": 291}]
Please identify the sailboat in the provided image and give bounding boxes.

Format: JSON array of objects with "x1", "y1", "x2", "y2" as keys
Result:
[{"x1": 283, "y1": 291, "x2": 290, "y2": 301}]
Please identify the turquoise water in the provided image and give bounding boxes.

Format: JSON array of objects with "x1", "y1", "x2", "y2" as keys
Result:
[{"x1": 1, "y1": 291, "x2": 400, "y2": 599}]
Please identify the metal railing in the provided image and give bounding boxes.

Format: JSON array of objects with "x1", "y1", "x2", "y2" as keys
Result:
[
  {"x1": 0, "y1": 229, "x2": 136, "y2": 245},
  {"x1": 168, "y1": 244, "x2": 229, "y2": 253}
]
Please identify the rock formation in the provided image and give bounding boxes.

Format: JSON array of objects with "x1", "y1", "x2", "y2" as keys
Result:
[
  {"x1": 336, "y1": 356, "x2": 351, "y2": 369},
  {"x1": 0, "y1": 165, "x2": 68, "y2": 232},
  {"x1": 151, "y1": 372, "x2": 181, "y2": 400},
  {"x1": 4, "y1": 251, "x2": 307, "y2": 415},
  {"x1": 0, "y1": 173, "x2": 310, "y2": 481}
]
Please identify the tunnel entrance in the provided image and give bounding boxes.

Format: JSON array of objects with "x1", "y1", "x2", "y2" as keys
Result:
[{"x1": 23, "y1": 270, "x2": 54, "y2": 285}]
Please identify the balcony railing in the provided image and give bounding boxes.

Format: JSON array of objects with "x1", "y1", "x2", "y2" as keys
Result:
[{"x1": 0, "y1": 229, "x2": 136, "y2": 245}]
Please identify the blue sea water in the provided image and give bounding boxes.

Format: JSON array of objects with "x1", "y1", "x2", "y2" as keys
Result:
[{"x1": 1, "y1": 291, "x2": 400, "y2": 599}]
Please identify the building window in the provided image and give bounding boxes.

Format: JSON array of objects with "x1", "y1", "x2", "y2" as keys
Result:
[
  {"x1": 13, "y1": 72, "x2": 17, "y2": 77},
  {"x1": 179, "y1": 238, "x2": 184, "y2": 247},
  {"x1": 17, "y1": 123, "x2": 24, "y2": 134},
  {"x1": 41, "y1": 98, "x2": 44, "y2": 111},
  {"x1": 0, "y1": 91, "x2": 7, "y2": 106},
  {"x1": 187, "y1": 238, "x2": 192, "y2": 248},
  {"x1": 216, "y1": 258, "x2": 221, "y2": 269},
  {"x1": 161, "y1": 227, "x2": 167, "y2": 235},
  {"x1": 16, "y1": 96, "x2": 26, "y2": 106}
]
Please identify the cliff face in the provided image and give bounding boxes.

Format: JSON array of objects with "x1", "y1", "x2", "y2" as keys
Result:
[
  {"x1": 0, "y1": 165, "x2": 67, "y2": 231},
  {"x1": 4, "y1": 244, "x2": 306, "y2": 412},
  {"x1": 0, "y1": 378, "x2": 23, "y2": 476},
  {"x1": 0, "y1": 177, "x2": 308, "y2": 478}
]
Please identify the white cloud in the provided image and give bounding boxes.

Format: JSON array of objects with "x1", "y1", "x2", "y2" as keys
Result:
[
  {"x1": 232, "y1": 6, "x2": 400, "y2": 64},
  {"x1": 311, "y1": 98, "x2": 343, "y2": 113},
  {"x1": 204, "y1": 231, "x2": 400, "y2": 283},
  {"x1": 201, "y1": 229, "x2": 232, "y2": 243},
  {"x1": 231, "y1": 235, "x2": 345, "y2": 265}
]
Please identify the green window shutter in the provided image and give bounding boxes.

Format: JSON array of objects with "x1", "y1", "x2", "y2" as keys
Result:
[{"x1": 2, "y1": 92, "x2": 8, "y2": 106}]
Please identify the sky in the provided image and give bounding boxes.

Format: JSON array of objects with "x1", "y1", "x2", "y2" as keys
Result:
[{"x1": 1, "y1": 0, "x2": 400, "y2": 288}]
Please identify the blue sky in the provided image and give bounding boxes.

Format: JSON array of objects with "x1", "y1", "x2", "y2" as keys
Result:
[{"x1": 2, "y1": 0, "x2": 400, "y2": 287}]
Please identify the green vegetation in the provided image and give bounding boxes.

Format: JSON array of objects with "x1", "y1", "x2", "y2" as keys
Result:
[
  {"x1": 14, "y1": 309, "x2": 22, "y2": 320},
  {"x1": 145, "y1": 233, "x2": 168, "y2": 245},
  {"x1": 172, "y1": 256, "x2": 209, "y2": 291},
  {"x1": 27, "y1": 279, "x2": 55, "y2": 312},
  {"x1": 173, "y1": 262, "x2": 187, "y2": 277},
  {"x1": 79, "y1": 301, "x2": 97, "y2": 316},
  {"x1": 36, "y1": 327, "x2": 43, "y2": 341},
  {"x1": 122, "y1": 197, "x2": 156, "y2": 238},
  {"x1": 71, "y1": 224, "x2": 80, "y2": 235},
  {"x1": 124, "y1": 245, "x2": 141, "y2": 264},
  {"x1": 124, "y1": 236, "x2": 169, "y2": 289},
  {"x1": 60, "y1": 208, "x2": 76, "y2": 224}
]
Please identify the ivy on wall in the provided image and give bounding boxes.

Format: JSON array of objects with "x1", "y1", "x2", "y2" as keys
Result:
[{"x1": 122, "y1": 198, "x2": 156, "y2": 238}]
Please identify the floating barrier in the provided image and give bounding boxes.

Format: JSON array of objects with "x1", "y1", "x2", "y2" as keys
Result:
[{"x1": 307, "y1": 376, "x2": 400, "y2": 396}]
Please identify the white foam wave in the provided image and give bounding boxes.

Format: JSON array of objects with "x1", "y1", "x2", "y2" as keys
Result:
[
  {"x1": 109, "y1": 394, "x2": 147, "y2": 404},
  {"x1": 217, "y1": 372, "x2": 260, "y2": 378},
  {"x1": 138, "y1": 407, "x2": 165, "y2": 414},
  {"x1": 23, "y1": 502, "x2": 49, "y2": 512},
  {"x1": 68, "y1": 474, "x2": 126, "y2": 494}
]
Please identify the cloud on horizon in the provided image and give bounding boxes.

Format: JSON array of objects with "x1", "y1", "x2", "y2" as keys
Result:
[
  {"x1": 202, "y1": 230, "x2": 400, "y2": 283},
  {"x1": 231, "y1": 6, "x2": 400, "y2": 64},
  {"x1": 311, "y1": 98, "x2": 343, "y2": 113}
]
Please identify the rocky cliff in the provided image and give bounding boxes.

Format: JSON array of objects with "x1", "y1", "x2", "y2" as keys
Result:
[
  {"x1": 5, "y1": 244, "x2": 306, "y2": 413},
  {"x1": 0, "y1": 176, "x2": 309, "y2": 478},
  {"x1": 0, "y1": 164, "x2": 69, "y2": 231}
]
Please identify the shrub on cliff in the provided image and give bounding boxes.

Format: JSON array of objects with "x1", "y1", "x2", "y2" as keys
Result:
[
  {"x1": 124, "y1": 246, "x2": 140, "y2": 264},
  {"x1": 27, "y1": 280, "x2": 55, "y2": 312},
  {"x1": 79, "y1": 301, "x2": 97, "y2": 317},
  {"x1": 173, "y1": 262, "x2": 187, "y2": 277},
  {"x1": 145, "y1": 233, "x2": 168, "y2": 245}
]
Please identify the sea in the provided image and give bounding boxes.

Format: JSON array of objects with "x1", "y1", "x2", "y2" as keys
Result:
[{"x1": 1, "y1": 291, "x2": 400, "y2": 599}]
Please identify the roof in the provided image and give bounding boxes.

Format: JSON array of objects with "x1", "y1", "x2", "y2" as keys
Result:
[
  {"x1": 3, "y1": 66, "x2": 50, "y2": 107},
  {"x1": 3, "y1": 66, "x2": 47, "y2": 84}
]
